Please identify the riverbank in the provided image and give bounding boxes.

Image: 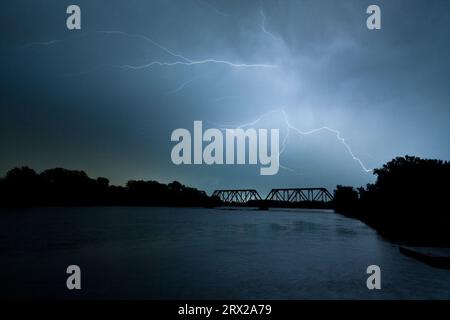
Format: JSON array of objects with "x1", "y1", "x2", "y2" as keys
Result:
[{"x1": 399, "y1": 246, "x2": 450, "y2": 270}]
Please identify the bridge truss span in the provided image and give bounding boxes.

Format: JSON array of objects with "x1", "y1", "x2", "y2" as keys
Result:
[
  {"x1": 211, "y1": 189, "x2": 262, "y2": 204},
  {"x1": 265, "y1": 188, "x2": 334, "y2": 203}
]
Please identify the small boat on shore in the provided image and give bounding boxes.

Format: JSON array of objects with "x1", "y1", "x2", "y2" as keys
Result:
[{"x1": 399, "y1": 246, "x2": 450, "y2": 270}]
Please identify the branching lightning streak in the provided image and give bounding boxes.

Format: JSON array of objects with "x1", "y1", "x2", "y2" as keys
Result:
[
  {"x1": 21, "y1": 40, "x2": 61, "y2": 48},
  {"x1": 166, "y1": 77, "x2": 201, "y2": 95},
  {"x1": 23, "y1": 30, "x2": 278, "y2": 74},
  {"x1": 280, "y1": 110, "x2": 372, "y2": 173},
  {"x1": 98, "y1": 30, "x2": 278, "y2": 70},
  {"x1": 217, "y1": 108, "x2": 373, "y2": 174},
  {"x1": 23, "y1": 30, "x2": 278, "y2": 75},
  {"x1": 23, "y1": 30, "x2": 368, "y2": 173},
  {"x1": 280, "y1": 122, "x2": 290, "y2": 155},
  {"x1": 216, "y1": 109, "x2": 299, "y2": 174},
  {"x1": 97, "y1": 31, "x2": 191, "y2": 62},
  {"x1": 259, "y1": 8, "x2": 281, "y2": 41},
  {"x1": 120, "y1": 60, "x2": 277, "y2": 70}
]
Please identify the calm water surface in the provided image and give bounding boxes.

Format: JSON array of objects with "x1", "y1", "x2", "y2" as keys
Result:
[{"x1": 0, "y1": 207, "x2": 449, "y2": 299}]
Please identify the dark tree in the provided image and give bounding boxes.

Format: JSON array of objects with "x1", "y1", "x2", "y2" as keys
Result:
[
  {"x1": 333, "y1": 185, "x2": 359, "y2": 216},
  {"x1": 0, "y1": 167, "x2": 216, "y2": 208},
  {"x1": 335, "y1": 156, "x2": 450, "y2": 245}
]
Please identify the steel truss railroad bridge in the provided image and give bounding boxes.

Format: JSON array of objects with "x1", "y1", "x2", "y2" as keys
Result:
[{"x1": 212, "y1": 188, "x2": 334, "y2": 204}]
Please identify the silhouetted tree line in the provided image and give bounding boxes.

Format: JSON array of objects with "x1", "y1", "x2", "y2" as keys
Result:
[
  {"x1": 334, "y1": 156, "x2": 450, "y2": 246},
  {"x1": 0, "y1": 167, "x2": 220, "y2": 207}
]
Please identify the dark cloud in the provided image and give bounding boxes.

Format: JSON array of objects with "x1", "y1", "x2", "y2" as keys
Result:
[{"x1": 1, "y1": 0, "x2": 449, "y2": 193}]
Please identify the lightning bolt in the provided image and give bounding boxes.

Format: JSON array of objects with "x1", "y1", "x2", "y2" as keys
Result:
[
  {"x1": 120, "y1": 60, "x2": 277, "y2": 70},
  {"x1": 215, "y1": 108, "x2": 373, "y2": 174},
  {"x1": 166, "y1": 76, "x2": 202, "y2": 95},
  {"x1": 213, "y1": 109, "x2": 299, "y2": 174},
  {"x1": 21, "y1": 40, "x2": 61, "y2": 48},
  {"x1": 97, "y1": 30, "x2": 191, "y2": 63},
  {"x1": 22, "y1": 30, "x2": 368, "y2": 174},
  {"x1": 98, "y1": 30, "x2": 278, "y2": 70},
  {"x1": 259, "y1": 8, "x2": 281, "y2": 42},
  {"x1": 280, "y1": 110, "x2": 372, "y2": 173},
  {"x1": 22, "y1": 30, "x2": 278, "y2": 75}
]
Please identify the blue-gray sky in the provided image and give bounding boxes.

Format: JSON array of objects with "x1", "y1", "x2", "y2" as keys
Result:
[{"x1": 1, "y1": 0, "x2": 449, "y2": 194}]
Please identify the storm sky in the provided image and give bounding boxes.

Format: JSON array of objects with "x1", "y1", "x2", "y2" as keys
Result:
[{"x1": 1, "y1": 0, "x2": 449, "y2": 194}]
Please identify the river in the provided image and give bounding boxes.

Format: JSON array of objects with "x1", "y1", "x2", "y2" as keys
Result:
[{"x1": 0, "y1": 207, "x2": 449, "y2": 299}]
